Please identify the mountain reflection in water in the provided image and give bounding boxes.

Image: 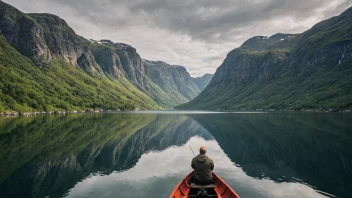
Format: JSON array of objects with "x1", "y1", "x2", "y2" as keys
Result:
[{"x1": 0, "y1": 112, "x2": 351, "y2": 198}]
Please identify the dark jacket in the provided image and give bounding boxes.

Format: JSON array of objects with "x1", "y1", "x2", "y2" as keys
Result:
[{"x1": 191, "y1": 154, "x2": 214, "y2": 183}]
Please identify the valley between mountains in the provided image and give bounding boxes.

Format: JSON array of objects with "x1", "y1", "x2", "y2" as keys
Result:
[{"x1": 0, "y1": 1, "x2": 351, "y2": 112}]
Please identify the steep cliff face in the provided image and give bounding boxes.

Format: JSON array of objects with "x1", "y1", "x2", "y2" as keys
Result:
[
  {"x1": 143, "y1": 60, "x2": 201, "y2": 107},
  {"x1": 0, "y1": 2, "x2": 52, "y2": 64},
  {"x1": 112, "y1": 43, "x2": 148, "y2": 90},
  {"x1": 191, "y1": 74, "x2": 213, "y2": 91},
  {"x1": 0, "y1": 1, "x2": 208, "y2": 110},
  {"x1": 0, "y1": 1, "x2": 162, "y2": 111},
  {"x1": 28, "y1": 13, "x2": 102, "y2": 73},
  {"x1": 90, "y1": 41, "x2": 124, "y2": 78},
  {"x1": 89, "y1": 40, "x2": 148, "y2": 87},
  {"x1": 178, "y1": 7, "x2": 352, "y2": 110},
  {"x1": 27, "y1": 13, "x2": 149, "y2": 89}
]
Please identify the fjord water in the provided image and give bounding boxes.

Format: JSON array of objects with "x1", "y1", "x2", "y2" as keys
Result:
[{"x1": 0, "y1": 112, "x2": 351, "y2": 198}]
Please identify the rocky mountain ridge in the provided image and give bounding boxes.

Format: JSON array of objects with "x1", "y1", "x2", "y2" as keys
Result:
[
  {"x1": 0, "y1": 1, "x2": 211, "y2": 111},
  {"x1": 177, "y1": 7, "x2": 352, "y2": 110}
]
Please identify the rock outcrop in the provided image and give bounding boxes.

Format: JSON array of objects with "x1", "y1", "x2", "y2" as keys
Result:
[
  {"x1": 25, "y1": 12, "x2": 150, "y2": 88},
  {"x1": 0, "y1": 3, "x2": 52, "y2": 64}
]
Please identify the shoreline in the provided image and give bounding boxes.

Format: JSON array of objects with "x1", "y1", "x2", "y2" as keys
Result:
[
  {"x1": 1, "y1": 108, "x2": 351, "y2": 117},
  {"x1": 217, "y1": 108, "x2": 352, "y2": 113},
  {"x1": 0, "y1": 109, "x2": 112, "y2": 117}
]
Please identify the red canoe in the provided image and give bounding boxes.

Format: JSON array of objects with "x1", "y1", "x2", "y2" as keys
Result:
[{"x1": 169, "y1": 172, "x2": 240, "y2": 198}]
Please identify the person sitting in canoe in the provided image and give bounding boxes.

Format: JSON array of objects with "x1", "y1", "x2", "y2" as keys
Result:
[{"x1": 191, "y1": 145, "x2": 214, "y2": 185}]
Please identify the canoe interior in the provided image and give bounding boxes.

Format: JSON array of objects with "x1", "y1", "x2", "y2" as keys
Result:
[{"x1": 169, "y1": 172, "x2": 240, "y2": 198}]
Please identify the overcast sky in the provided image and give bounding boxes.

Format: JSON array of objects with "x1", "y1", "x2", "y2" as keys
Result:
[{"x1": 4, "y1": 0, "x2": 352, "y2": 76}]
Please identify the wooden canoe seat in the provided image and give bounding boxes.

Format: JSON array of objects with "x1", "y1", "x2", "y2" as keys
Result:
[{"x1": 190, "y1": 183, "x2": 216, "y2": 189}]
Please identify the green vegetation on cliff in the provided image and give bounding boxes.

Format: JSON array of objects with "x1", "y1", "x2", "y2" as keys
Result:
[
  {"x1": 177, "y1": 7, "x2": 352, "y2": 111},
  {"x1": 0, "y1": 34, "x2": 159, "y2": 112},
  {"x1": 143, "y1": 60, "x2": 202, "y2": 107},
  {"x1": 0, "y1": 1, "x2": 161, "y2": 112}
]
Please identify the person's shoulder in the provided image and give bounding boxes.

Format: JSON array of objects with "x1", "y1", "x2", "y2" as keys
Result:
[{"x1": 206, "y1": 155, "x2": 214, "y2": 161}]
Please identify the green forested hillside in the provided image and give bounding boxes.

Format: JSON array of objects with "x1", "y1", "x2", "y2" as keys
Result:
[
  {"x1": 0, "y1": 1, "x2": 163, "y2": 112},
  {"x1": 177, "y1": 7, "x2": 352, "y2": 111},
  {"x1": 0, "y1": 34, "x2": 160, "y2": 112},
  {"x1": 0, "y1": 1, "x2": 211, "y2": 111},
  {"x1": 143, "y1": 60, "x2": 202, "y2": 107}
]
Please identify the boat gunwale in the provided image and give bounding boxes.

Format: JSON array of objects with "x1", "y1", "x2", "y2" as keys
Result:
[{"x1": 169, "y1": 172, "x2": 240, "y2": 198}]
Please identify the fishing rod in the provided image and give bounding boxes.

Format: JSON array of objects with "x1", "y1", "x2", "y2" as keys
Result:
[{"x1": 189, "y1": 145, "x2": 196, "y2": 156}]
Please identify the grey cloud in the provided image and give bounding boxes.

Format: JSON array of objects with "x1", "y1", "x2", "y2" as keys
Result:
[
  {"x1": 3, "y1": 0, "x2": 352, "y2": 76},
  {"x1": 10, "y1": 0, "x2": 352, "y2": 41},
  {"x1": 124, "y1": 0, "x2": 351, "y2": 41}
]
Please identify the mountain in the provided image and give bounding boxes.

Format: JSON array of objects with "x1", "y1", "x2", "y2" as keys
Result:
[
  {"x1": 192, "y1": 74, "x2": 213, "y2": 91},
  {"x1": 177, "y1": 7, "x2": 352, "y2": 111},
  {"x1": 0, "y1": 1, "x2": 211, "y2": 111},
  {"x1": 0, "y1": 1, "x2": 162, "y2": 112},
  {"x1": 143, "y1": 60, "x2": 202, "y2": 107}
]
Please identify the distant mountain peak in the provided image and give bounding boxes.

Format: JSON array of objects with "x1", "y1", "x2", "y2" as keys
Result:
[
  {"x1": 241, "y1": 33, "x2": 299, "y2": 50},
  {"x1": 193, "y1": 73, "x2": 213, "y2": 78},
  {"x1": 191, "y1": 73, "x2": 214, "y2": 91}
]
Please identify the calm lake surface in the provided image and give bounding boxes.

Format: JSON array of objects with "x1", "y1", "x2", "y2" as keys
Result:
[{"x1": 0, "y1": 112, "x2": 351, "y2": 198}]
